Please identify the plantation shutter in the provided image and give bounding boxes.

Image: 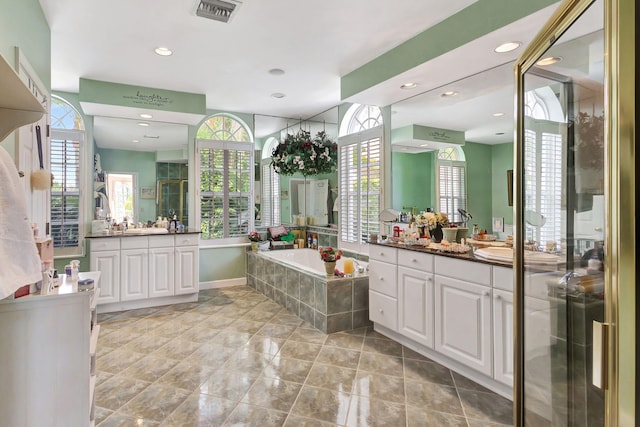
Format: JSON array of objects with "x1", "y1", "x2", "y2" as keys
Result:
[
  {"x1": 339, "y1": 126, "x2": 382, "y2": 253},
  {"x1": 198, "y1": 139, "x2": 254, "y2": 240},
  {"x1": 50, "y1": 133, "x2": 82, "y2": 251},
  {"x1": 437, "y1": 160, "x2": 466, "y2": 223},
  {"x1": 261, "y1": 161, "x2": 280, "y2": 226}
]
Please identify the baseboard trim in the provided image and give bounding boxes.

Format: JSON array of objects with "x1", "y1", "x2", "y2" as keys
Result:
[
  {"x1": 97, "y1": 293, "x2": 198, "y2": 314},
  {"x1": 199, "y1": 277, "x2": 247, "y2": 290}
]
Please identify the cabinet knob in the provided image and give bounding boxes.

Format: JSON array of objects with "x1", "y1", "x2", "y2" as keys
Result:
[
  {"x1": 379, "y1": 308, "x2": 384, "y2": 314},
  {"x1": 427, "y1": 277, "x2": 433, "y2": 282},
  {"x1": 495, "y1": 294, "x2": 502, "y2": 300},
  {"x1": 483, "y1": 291, "x2": 490, "y2": 297},
  {"x1": 379, "y1": 252, "x2": 384, "y2": 256},
  {"x1": 379, "y1": 277, "x2": 384, "y2": 281},
  {"x1": 411, "y1": 258, "x2": 417, "y2": 262}
]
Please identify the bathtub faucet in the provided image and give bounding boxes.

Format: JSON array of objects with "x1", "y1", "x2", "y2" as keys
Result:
[{"x1": 353, "y1": 259, "x2": 367, "y2": 273}]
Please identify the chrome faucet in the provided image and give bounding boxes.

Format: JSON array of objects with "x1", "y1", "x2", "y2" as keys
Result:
[{"x1": 352, "y1": 259, "x2": 367, "y2": 273}]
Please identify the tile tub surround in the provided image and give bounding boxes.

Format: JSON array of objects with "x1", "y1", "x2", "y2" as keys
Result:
[
  {"x1": 95, "y1": 286, "x2": 513, "y2": 426},
  {"x1": 246, "y1": 251, "x2": 371, "y2": 333}
]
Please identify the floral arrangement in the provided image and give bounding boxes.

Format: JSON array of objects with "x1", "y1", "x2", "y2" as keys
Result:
[
  {"x1": 576, "y1": 111, "x2": 604, "y2": 170},
  {"x1": 415, "y1": 212, "x2": 450, "y2": 230},
  {"x1": 319, "y1": 246, "x2": 343, "y2": 262},
  {"x1": 271, "y1": 130, "x2": 338, "y2": 176},
  {"x1": 247, "y1": 231, "x2": 262, "y2": 242}
]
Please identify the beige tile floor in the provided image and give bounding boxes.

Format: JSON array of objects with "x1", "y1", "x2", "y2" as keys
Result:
[{"x1": 95, "y1": 286, "x2": 513, "y2": 426}]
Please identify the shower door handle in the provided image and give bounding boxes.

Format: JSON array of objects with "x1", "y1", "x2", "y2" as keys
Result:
[{"x1": 592, "y1": 320, "x2": 609, "y2": 390}]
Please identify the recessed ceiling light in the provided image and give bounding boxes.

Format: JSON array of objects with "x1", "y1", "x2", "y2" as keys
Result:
[
  {"x1": 496, "y1": 132, "x2": 505, "y2": 135},
  {"x1": 420, "y1": 144, "x2": 429, "y2": 147},
  {"x1": 132, "y1": 139, "x2": 139, "y2": 143},
  {"x1": 492, "y1": 112, "x2": 505, "y2": 117},
  {"x1": 537, "y1": 56, "x2": 562, "y2": 66},
  {"x1": 494, "y1": 42, "x2": 521, "y2": 53},
  {"x1": 441, "y1": 91, "x2": 458, "y2": 97},
  {"x1": 400, "y1": 83, "x2": 417, "y2": 89},
  {"x1": 271, "y1": 92, "x2": 286, "y2": 99},
  {"x1": 140, "y1": 113, "x2": 153, "y2": 119},
  {"x1": 268, "y1": 68, "x2": 285, "y2": 76},
  {"x1": 154, "y1": 47, "x2": 173, "y2": 56},
  {"x1": 138, "y1": 122, "x2": 150, "y2": 127}
]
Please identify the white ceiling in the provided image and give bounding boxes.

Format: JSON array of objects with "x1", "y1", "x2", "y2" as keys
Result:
[
  {"x1": 41, "y1": 0, "x2": 607, "y2": 152},
  {"x1": 39, "y1": 0, "x2": 478, "y2": 120}
]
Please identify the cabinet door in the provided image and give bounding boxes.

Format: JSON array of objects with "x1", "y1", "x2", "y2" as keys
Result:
[
  {"x1": 493, "y1": 289, "x2": 514, "y2": 386},
  {"x1": 398, "y1": 266, "x2": 434, "y2": 348},
  {"x1": 175, "y1": 246, "x2": 199, "y2": 294},
  {"x1": 369, "y1": 290, "x2": 398, "y2": 331},
  {"x1": 120, "y1": 249, "x2": 149, "y2": 301},
  {"x1": 90, "y1": 250, "x2": 120, "y2": 304},
  {"x1": 369, "y1": 260, "x2": 398, "y2": 297},
  {"x1": 435, "y1": 276, "x2": 492, "y2": 375},
  {"x1": 149, "y1": 247, "x2": 175, "y2": 298}
]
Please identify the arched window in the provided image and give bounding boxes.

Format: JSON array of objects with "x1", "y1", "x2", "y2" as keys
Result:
[
  {"x1": 524, "y1": 88, "x2": 564, "y2": 246},
  {"x1": 339, "y1": 104, "x2": 383, "y2": 136},
  {"x1": 196, "y1": 114, "x2": 254, "y2": 241},
  {"x1": 260, "y1": 137, "x2": 280, "y2": 226},
  {"x1": 436, "y1": 146, "x2": 466, "y2": 223},
  {"x1": 50, "y1": 96, "x2": 85, "y2": 254},
  {"x1": 338, "y1": 104, "x2": 384, "y2": 253}
]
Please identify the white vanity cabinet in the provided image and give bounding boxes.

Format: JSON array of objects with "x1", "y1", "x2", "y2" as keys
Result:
[
  {"x1": 434, "y1": 275, "x2": 492, "y2": 375},
  {"x1": 120, "y1": 237, "x2": 150, "y2": 301},
  {"x1": 149, "y1": 235, "x2": 176, "y2": 298},
  {"x1": 89, "y1": 233, "x2": 199, "y2": 311},
  {"x1": 368, "y1": 246, "x2": 398, "y2": 331},
  {"x1": 89, "y1": 238, "x2": 121, "y2": 304},
  {"x1": 493, "y1": 289, "x2": 514, "y2": 386},
  {"x1": 397, "y1": 251, "x2": 435, "y2": 348}
]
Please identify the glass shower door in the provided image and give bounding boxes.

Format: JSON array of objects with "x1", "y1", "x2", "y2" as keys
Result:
[{"x1": 515, "y1": 0, "x2": 606, "y2": 425}]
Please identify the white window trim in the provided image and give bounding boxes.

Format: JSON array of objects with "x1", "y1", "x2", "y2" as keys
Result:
[
  {"x1": 338, "y1": 126, "x2": 383, "y2": 255},
  {"x1": 195, "y1": 138, "x2": 255, "y2": 245},
  {"x1": 260, "y1": 137, "x2": 280, "y2": 227}
]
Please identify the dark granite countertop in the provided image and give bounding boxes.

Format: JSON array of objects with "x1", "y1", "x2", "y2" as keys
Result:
[
  {"x1": 369, "y1": 240, "x2": 514, "y2": 268},
  {"x1": 86, "y1": 229, "x2": 201, "y2": 238}
]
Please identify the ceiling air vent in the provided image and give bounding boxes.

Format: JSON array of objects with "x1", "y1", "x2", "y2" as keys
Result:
[{"x1": 195, "y1": 0, "x2": 242, "y2": 23}]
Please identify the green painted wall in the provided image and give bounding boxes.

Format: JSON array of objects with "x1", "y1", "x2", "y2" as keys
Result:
[
  {"x1": 491, "y1": 142, "x2": 514, "y2": 225},
  {"x1": 0, "y1": 0, "x2": 50, "y2": 157},
  {"x1": 392, "y1": 151, "x2": 434, "y2": 212},
  {"x1": 341, "y1": 0, "x2": 559, "y2": 99},
  {"x1": 199, "y1": 247, "x2": 247, "y2": 282},
  {"x1": 463, "y1": 142, "x2": 493, "y2": 232},
  {"x1": 96, "y1": 148, "x2": 157, "y2": 223}
]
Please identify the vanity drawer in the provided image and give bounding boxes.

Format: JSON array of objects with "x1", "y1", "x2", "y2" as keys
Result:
[
  {"x1": 90, "y1": 238, "x2": 120, "y2": 252},
  {"x1": 369, "y1": 245, "x2": 398, "y2": 263},
  {"x1": 369, "y1": 290, "x2": 398, "y2": 331},
  {"x1": 149, "y1": 235, "x2": 175, "y2": 248},
  {"x1": 121, "y1": 236, "x2": 148, "y2": 250},
  {"x1": 369, "y1": 260, "x2": 398, "y2": 298},
  {"x1": 398, "y1": 250, "x2": 433, "y2": 272},
  {"x1": 175, "y1": 234, "x2": 199, "y2": 247},
  {"x1": 435, "y1": 257, "x2": 491, "y2": 286},
  {"x1": 493, "y1": 266, "x2": 514, "y2": 291}
]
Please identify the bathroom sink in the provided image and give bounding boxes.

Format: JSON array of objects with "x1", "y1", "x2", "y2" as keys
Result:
[
  {"x1": 124, "y1": 228, "x2": 169, "y2": 235},
  {"x1": 474, "y1": 247, "x2": 561, "y2": 265}
]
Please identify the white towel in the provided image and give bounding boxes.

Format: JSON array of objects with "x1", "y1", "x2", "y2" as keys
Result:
[{"x1": 0, "y1": 146, "x2": 41, "y2": 299}]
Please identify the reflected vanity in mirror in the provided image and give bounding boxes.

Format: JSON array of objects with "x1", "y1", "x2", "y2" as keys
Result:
[
  {"x1": 390, "y1": 62, "x2": 515, "y2": 237},
  {"x1": 92, "y1": 116, "x2": 189, "y2": 226}
]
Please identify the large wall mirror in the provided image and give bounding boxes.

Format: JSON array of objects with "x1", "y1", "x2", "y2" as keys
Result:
[
  {"x1": 390, "y1": 62, "x2": 515, "y2": 236},
  {"x1": 254, "y1": 106, "x2": 339, "y2": 228},
  {"x1": 93, "y1": 116, "x2": 189, "y2": 226}
]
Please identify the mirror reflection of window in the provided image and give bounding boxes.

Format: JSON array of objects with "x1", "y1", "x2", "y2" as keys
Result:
[
  {"x1": 107, "y1": 173, "x2": 136, "y2": 223},
  {"x1": 436, "y1": 147, "x2": 466, "y2": 223},
  {"x1": 260, "y1": 137, "x2": 280, "y2": 226}
]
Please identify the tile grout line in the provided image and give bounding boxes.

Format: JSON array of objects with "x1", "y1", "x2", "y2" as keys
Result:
[{"x1": 450, "y1": 369, "x2": 472, "y2": 427}]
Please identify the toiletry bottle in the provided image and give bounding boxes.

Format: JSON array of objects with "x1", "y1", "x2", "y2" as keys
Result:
[
  {"x1": 307, "y1": 234, "x2": 312, "y2": 248},
  {"x1": 312, "y1": 234, "x2": 318, "y2": 250},
  {"x1": 472, "y1": 224, "x2": 479, "y2": 239}
]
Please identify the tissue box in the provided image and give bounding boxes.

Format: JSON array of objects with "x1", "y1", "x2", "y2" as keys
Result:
[
  {"x1": 270, "y1": 241, "x2": 293, "y2": 250},
  {"x1": 36, "y1": 238, "x2": 53, "y2": 261}
]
